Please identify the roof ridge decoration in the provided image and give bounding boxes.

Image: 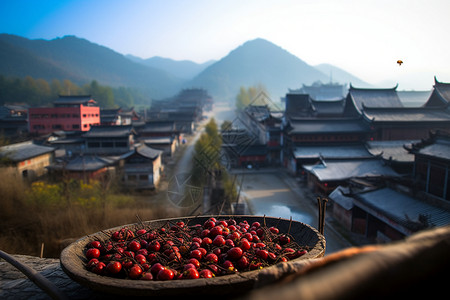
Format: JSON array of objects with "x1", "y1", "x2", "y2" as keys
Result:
[
  {"x1": 433, "y1": 76, "x2": 450, "y2": 86},
  {"x1": 349, "y1": 83, "x2": 398, "y2": 91}
]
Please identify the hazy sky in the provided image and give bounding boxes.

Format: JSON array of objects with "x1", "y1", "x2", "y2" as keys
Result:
[{"x1": 1, "y1": 0, "x2": 450, "y2": 89}]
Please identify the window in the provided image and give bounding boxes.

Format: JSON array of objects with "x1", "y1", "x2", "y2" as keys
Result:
[
  {"x1": 72, "y1": 124, "x2": 80, "y2": 129},
  {"x1": 88, "y1": 142, "x2": 100, "y2": 148},
  {"x1": 102, "y1": 142, "x2": 113, "y2": 148},
  {"x1": 139, "y1": 175, "x2": 148, "y2": 181},
  {"x1": 83, "y1": 114, "x2": 87, "y2": 117},
  {"x1": 72, "y1": 114, "x2": 79, "y2": 118},
  {"x1": 115, "y1": 142, "x2": 127, "y2": 147},
  {"x1": 52, "y1": 124, "x2": 62, "y2": 129},
  {"x1": 83, "y1": 124, "x2": 88, "y2": 128}
]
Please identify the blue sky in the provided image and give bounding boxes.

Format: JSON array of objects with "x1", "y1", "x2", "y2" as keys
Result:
[{"x1": 1, "y1": 0, "x2": 450, "y2": 89}]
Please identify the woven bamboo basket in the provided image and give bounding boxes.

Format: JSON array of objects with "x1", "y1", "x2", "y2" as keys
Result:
[{"x1": 60, "y1": 215, "x2": 325, "y2": 296}]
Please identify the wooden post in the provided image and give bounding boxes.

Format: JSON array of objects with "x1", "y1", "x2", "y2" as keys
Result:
[{"x1": 40, "y1": 243, "x2": 44, "y2": 259}]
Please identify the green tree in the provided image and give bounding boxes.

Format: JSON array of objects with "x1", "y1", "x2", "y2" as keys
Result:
[
  {"x1": 235, "y1": 86, "x2": 251, "y2": 110},
  {"x1": 235, "y1": 85, "x2": 266, "y2": 110},
  {"x1": 84, "y1": 80, "x2": 115, "y2": 108}
]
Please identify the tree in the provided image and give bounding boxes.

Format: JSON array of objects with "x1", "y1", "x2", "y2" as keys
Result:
[
  {"x1": 221, "y1": 120, "x2": 233, "y2": 131},
  {"x1": 84, "y1": 80, "x2": 115, "y2": 108},
  {"x1": 235, "y1": 85, "x2": 267, "y2": 110},
  {"x1": 235, "y1": 86, "x2": 251, "y2": 110}
]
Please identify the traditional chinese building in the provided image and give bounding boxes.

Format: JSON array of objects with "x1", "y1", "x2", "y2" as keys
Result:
[
  {"x1": 82, "y1": 125, "x2": 136, "y2": 155},
  {"x1": 0, "y1": 141, "x2": 55, "y2": 180},
  {"x1": 408, "y1": 133, "x2": 450, "y2": 201},
  {"x1": 122, "y1": 144, "x2": 163, "y2": 190}
]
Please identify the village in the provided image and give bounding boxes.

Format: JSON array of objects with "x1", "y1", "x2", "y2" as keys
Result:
[{"x1": 1, "y1": 77, "x2": 450, "y2": 250}]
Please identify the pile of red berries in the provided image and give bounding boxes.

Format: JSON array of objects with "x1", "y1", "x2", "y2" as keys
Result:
[{"x1": 84, "y1": 217, "x2": 309, "y2": 281}]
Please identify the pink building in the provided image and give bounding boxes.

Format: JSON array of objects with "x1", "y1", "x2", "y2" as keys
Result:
[{"x1": 28, "y1": 95, "x2": 100, "y2": 135}]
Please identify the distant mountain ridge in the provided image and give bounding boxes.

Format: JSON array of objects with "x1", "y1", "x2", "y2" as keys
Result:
[
  {"x1": 0, "y1": 34, "x2": 369, "y2": 101},
  {"x1": 0, "y1": 34, "x2": 183, "y2": 98},
  {"x1": 126, "y1": 55, "x2": 216, "y2": 79},
  {"x1": 188, "y1": 38, "x2": 369, "y2": 101}
]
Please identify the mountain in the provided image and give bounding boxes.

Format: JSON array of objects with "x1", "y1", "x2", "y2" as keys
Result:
[
  {"x1": 0, "y1": 34, "x2": 183, "y2": 98},
  {"x1": 188, "y1": 38, "x2": 331, "y2": 101},
  {"x1": 0, "y1": 34, "x2": 369, "y2": 102},
  {"x1": 314, "y1": 63, "x2": 371, "y2": 88},
  {"x1": 126, "y1": 55, "x2": 216, "y2": 80}
]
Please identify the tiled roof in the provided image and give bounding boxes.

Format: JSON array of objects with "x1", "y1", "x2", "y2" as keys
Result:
[
  {"x1": 348, "y1": 85, "x2": 403, "y2": 113},
  {"x1": 0, "y1": 141, "x2": 55, "y2": 162},
  {"x1": 82, "y1": 125, "x2": 134, "y2": 138},
  {"x1": 310, "y1": 98, "x2": 345, "y2": 116},
  {"x1": 288, "y1": 119, "x2": 369, "y2": 134},
  {"x1": 303, "y1": 158, "x2": 399, "y2": 182},
  {"x1": 354, "y1": 187, "x2": 450, "y2": 230},
  {"x1": 366, "y1": 140, "x2": 418, "y2": 162},
  {"x1": 362, "y1": 107, "x2": 450, "y2": 122},
  {"x1": 293, "y1": 144, "x2": 372, "y2": 159},
  {"x1": 138, "y1": 121, "x2": 177, "y2": 133},
  {"x1": 414, "y1": 137, "x2": 450, "y2": 161},
  {"x1": 135, "y1": 145, "x2": 163, "y2": 160},
  {"x1": 329, "y1": 186, "x2": 354, "y2": 210},
  {"x1": 63, "y1": 155, "x2": 114, "y2": 171}
]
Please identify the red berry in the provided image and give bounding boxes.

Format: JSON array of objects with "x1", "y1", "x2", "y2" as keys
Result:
[
  {"x1": 238, "y1": 239, "x2": 251, "y2": 251},
  {"x1": 188, "y1": 258, "x2": 200, "y2": 268},
  {"x1": 141, "y1": 272, "x2": 153, "y2": 280},
  {"x1": 150, "y1": 263, "x2": 165, "y2": 276},
  {"x1": 183, "y1": 263, "x2": 196, "y2": 271},
  {"x1": 252, "y1": 222, "x2": 261, "y2": 228},
  {"x1": 223, "y1": 260, "x2": 234, "y2": 271},
  {"x1": 208, "y1": 264, "x2": 219, "y2": 274},
  {"x1": 87, "y1": 258, "x2": 99, "y2": 269},
  {"x1": 157, "y1": 268, "x2": 174, "y2": 280},
  {"x1": 236, "y1": 256, "x2": 249, "y2": 269},
  {"x1": 279, "y1": 235, "x2": 291, "y2": 245},
  {"x1": 190, "y1": 249, "x2": 203, "y2": 260},
  {"x1": 209, "y1": 226, "x2": 223, "y2": 237},
  {"x1": 269, "y1": 227, "x2": 279, "y2": 234},
  {"x1": 205, "y1": 253, "x2": 218, "y2": 263},
  {"x1": 147, "y1": 240, "x2": 161, "y2": 252},
  {"x1": 135, "y1": 254, "x2": 146, "y2": 265},
  {"x1": 256, "y1": 249, "x2": 269, "y2": 260},
  {"x1": 225, "y1": 239, "x2": 235, "y2": 247},
  {"x1": 203, "y1": 220, "x2": 215, "y2": 229},
  {"x1": 129, "y1": 264, "x2": 143, "y2": 279},
  {"x1": 136, "y1": 229, "x2": 147, "y2": 236},
  {"x1": 227, "y1": 247, "x2": 243, "y2": 260},
  {"x1": 91, "y1": 262, "x2": 106, "y2": 275},
  {"x1": 199, "y1": 269, "x2": 214, "y2": 278},
  {"x1": 86, "y1": 248, "x2": 100, "y2": 260},
  {"x1": 201, "y1": 237, "x2": 212, "y2": 247},
  {"x1": 183, "y1": 268, "x2": 200, "y2": 279},
  {"x1": 106, "y1": 261, "x2": 122, "y2": 275},
  {"x1": 90, "y1": 241, "x2": 102, "y2": 249},
  {"x1": 213, "y1": 235, "x2": 225, "y2": 247}
]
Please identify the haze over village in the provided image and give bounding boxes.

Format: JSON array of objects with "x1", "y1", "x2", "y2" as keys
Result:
[{"x1": 0, "y1": 1, "x2": 450, "y2": 299}]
